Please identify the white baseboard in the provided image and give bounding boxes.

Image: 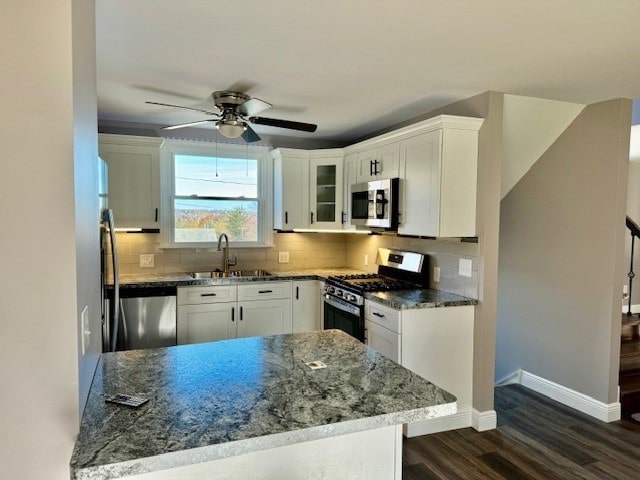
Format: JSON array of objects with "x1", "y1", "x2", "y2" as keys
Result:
[
  {"x1": 518, "y1": 370, "x2": 621, "y2": 422},
  {"x1": 404, "y1": 409, "x2": 472, "y2": 437},
  {"x1": 623, "y1": 303, "x2": 640, "y2": 314},
  {"x1": 472, "y1": 409, "x2": 497, "y2": 431},
  {"x1": 494, "y1": 370, "x2": 521, "y2": 386}
]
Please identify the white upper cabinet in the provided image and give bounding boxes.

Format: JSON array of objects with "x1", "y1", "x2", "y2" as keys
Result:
[
  {"x1": 342, "y1": 153, "x2": 358, "y2": 230},
  {"x1": 272, "y1": 115, "x2": 482, "y2": 236},
  {"x1": 354, "y1": 142, "x2": 400, "y2": 183},
  {"x1": 272, "y1": 148, "x2": 344, "y2": 230},
  {"x1": 272, "y1": 149, "x2": 310, "y2": 230},
  {"x1": 98, "y1": 134, "x2": 162, "y2": 229},
  {"x1": 309, "y1": 152, "x2": 344, "y2": 229},
  {"x1": 398, "y1": 116, "x2": 483, "y2": 237}
]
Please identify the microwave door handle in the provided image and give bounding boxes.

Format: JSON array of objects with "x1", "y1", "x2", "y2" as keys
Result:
[{"x1": 376, "y1": 189, "x2": 386, "y2": 219}]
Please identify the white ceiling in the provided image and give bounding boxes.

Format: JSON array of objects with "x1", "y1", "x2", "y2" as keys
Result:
[{"x1": 96, "y1": 0, "x2": 640, "y2": 146}]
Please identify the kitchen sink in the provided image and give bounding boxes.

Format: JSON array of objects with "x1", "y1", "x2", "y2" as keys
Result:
[
  {"x1": 234, "y1": 269, "x2": 271, "y2": 277},
  {"x1": 190, "y1": 270, "x2": 271, "y2": 279}
]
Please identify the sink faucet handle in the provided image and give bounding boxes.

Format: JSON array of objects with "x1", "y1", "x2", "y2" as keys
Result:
[{"x1": 228, "y1": 255, "x2": 238, "y2": 267}]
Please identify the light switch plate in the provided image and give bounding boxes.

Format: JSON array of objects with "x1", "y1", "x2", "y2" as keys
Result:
[
  {"x1": 364, "y1": 254, "x2": 369, "y2": 266},
  {"x1": 459, "y1": 258, "x2": 473, "y2": 278},
  {"x1": 278, "y1": 251, "x2": 289, "y2": 263},
  {"x1": 140, "y1": 254, "x2": 154, "y2": 268},
  {"x1": 433, "y1": 266, "x2": 441, "y2": 283}
]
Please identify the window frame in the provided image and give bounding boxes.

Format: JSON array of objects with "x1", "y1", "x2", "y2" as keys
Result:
[{"x1": 159, "y1": 139, "x2": 273, "y2": 248}]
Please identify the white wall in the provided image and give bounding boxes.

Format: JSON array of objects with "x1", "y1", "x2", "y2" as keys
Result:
[
  {"x1": 496, "y1": 99, "x2": 631, "y2": 404},
  {"x1": 73, "y1": 0, "x2": 101, "y2": 414},
  {"x1": 501, "y1": 94, "x2": 584, "y2": 199},
  {"x1": 0, "y1": 1, "x2": 97, "y2": 479}
]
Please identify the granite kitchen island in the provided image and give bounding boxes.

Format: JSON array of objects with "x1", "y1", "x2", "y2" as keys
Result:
[{"x1": 70, "y1": 330, "x2": 456, "y2": 480}]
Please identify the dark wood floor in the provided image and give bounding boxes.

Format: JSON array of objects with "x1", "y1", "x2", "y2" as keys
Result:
[{"x1": 403, "y1": 384, "x2": 640, "y2": 479}]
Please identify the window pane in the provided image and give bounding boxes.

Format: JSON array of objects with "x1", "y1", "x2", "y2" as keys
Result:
[
  {"x1": 175, "y1": 155, "x2": 258, "y2": 198},
  {"x1": 174, "y1": 199, "x2": 258, "y2": 243}
]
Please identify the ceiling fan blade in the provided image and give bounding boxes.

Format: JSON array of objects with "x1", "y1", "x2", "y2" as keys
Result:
[
  {"x1": 238, "y1": 98, "x2": 272, "y2": 117},
  {"x1": 249, "y1": 116, "x2": 317, "y2": 132},
  {"x1": 162, "y1": 119, "x2": 217, "y2": 130},
  {"x1": 146, "y1": 101, "x2": 219, "y2": 116},
  {"x1": 242, "y1": 124, "x2": 261, "y2": 143}
]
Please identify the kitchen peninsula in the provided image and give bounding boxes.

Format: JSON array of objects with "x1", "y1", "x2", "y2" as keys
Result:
[{"x1": 70, "y1": 330, "x2": 456, "y2": 480}]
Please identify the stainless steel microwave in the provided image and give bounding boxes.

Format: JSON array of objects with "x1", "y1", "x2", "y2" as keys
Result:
[{"x1": 350, "y1": 178, "x2": 399, "y2": 230}]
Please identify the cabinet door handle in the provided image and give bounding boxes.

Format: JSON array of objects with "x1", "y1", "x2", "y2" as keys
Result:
[
  {"x1": 155, "y1": 208, "x2": 158, "y2": 222},
  {"x1": 374, "y1": 159, "x2": 380, "y2": 176},
  {"x1": 341, "y1": 211, "x2": 346, "y2": 224},
  {"x1": 240, "y1": 306, "x2": 243, "y2": 320},
  {"x1": 231, "y1": 306, "x2": 235, "y2": 322},
  {"x1": 369, "y1": 160, "x2": 374, "y2": 176},
  {"x1": 372, "y1": 312, "x2": 385, "y2": 318},
  {"x1": 285, "y1": 211, "x2": 288, "y2": 224},
  {"x1": 310, "y1": 212, "x2": 314, "y2": 224},
  {"x1": 258, "y1": 289, "x2": 273, "y2": 294},
  {"x1": 296, "y1": 286, "x2": 299, "y2": 300},
  {"x1": 200, "y1": 293, "x2": 217, "y2": 297}
]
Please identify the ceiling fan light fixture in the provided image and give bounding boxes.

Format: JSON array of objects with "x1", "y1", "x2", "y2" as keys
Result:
[{"x1": 216, "y1": 119, "x2": 246, "y2": 138}]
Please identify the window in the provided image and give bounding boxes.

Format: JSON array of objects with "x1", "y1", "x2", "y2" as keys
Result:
[{"x1": 160, "y1": 140, "x2": 272, "y2": 247}]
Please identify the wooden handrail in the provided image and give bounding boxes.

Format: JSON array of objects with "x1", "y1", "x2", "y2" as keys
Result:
[
  {"x1": 626, "y1": 216, "x2": 640, "y2": 317},
  {"x1": 627, "y1": 216, "x2": 640, "y2": 238}
]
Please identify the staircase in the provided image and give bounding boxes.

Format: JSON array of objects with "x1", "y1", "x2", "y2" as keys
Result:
[
  {"x1": 620, "y1": 333, "x2": 640, "y2": 418},
  {"x1": 622, "y1": 216, "x2": 640, "y2": 419}
]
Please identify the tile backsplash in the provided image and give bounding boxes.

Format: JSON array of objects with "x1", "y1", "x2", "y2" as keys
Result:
[
  {"x1": 345, "y1": 234, "x2": 479, "y2": 299},
  {"x1": 113, "y1": 232, "x2": 347, "y2": 275},
  {"x1": 113, "y1": 231, "x2": 478, "y2": 299}
]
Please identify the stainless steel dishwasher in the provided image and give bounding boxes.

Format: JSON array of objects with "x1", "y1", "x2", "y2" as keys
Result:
[{"x1": 117, "y1": 286, "x2": 177, "y2": 350}]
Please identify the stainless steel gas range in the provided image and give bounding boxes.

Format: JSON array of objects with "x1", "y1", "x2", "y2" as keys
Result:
[{"x1": 323, "y1": 248, "x2": 429, "y2": 342}]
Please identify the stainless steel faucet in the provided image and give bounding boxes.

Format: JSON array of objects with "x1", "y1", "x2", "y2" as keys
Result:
[{"x1": 217, "y1": 233, "x2": 237, "y2": 273}]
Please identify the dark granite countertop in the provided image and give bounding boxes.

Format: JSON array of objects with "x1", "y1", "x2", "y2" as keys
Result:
[
  {"x1": 114, "y1": 269, "x2": 476, "y2": 309},
  {"x1": 366, "y1": 288, "x2": 478, "y2": 310},
  {"x1": 116, "y1": 268, "x2": 366, "y2": 289},
  {"x1": 70, "y1": 330, "x2": 456, "y2": 480}
]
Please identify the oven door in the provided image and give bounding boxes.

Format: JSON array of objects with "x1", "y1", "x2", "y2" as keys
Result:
[{"x1": 323, "y1": 294, "x2": 364, "y2": 342}]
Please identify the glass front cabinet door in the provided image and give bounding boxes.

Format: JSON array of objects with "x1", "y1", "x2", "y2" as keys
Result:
[{"x1": 309, "y1": 152, "x2": 344, "y2": 230}]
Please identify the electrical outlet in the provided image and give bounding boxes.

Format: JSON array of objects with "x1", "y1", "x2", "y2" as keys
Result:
[
  {"x1": 278, "y1": 251, "x2": 289, "y2": 263},
  {"x1": 364, "y1": 254, "x2": 369, "y2": 266},
  {"x1": 81, "y1": 306, "x2": 90, "y2": 355},
  {"x1": 140, "y1": 254, "x2": 154, "y2": 268},
  {"x1": 459, "y1": 258, "x2": 473, "y2": 278},
  {"x1": 433, "y1": 266, "x2": 441, "y2": 283}
]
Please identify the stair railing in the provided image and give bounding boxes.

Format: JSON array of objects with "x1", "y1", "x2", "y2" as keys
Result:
[{"x1": 626, "y1": 216, "x2": 640, "y2": 316}]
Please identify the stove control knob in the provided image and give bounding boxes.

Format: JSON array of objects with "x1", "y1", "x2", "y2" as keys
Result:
[
  {"x1": 335, "y1": 289, "x2": 343, "y2": 298},
  {"x1": 327, "y1": 286, "x2": 335, "y2": 294},
  {"x1": 346, "y1": 293, "x2": 356, "y2": 303}
]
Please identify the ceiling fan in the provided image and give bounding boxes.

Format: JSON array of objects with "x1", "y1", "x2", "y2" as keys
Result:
[{"x1": 146, "y1": 90, "x2": 317, "y2": 142}]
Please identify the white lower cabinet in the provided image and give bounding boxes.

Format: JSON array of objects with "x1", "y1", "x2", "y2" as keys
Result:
[
  {"x1": 365, "y1": 300, "x2": 474, "y2": 436},
  {"x1": 177, "y1": 283, "x2": 292, "y2": 345},
  {"x1": 177, "y1": 303, "x2": 234, "y2": 345},
  {"x1": 238, "y1": 299, "x2": 292, "y2": 338},
  {"x1": 365, "y1": 301, "x2": 401, "y2": 363},
  {"x1": 365, "y1": 320, "x2": 400, "y2": 363},
  {"x1": 292, "y1": 280, "x2": 320, "y2": 332}
]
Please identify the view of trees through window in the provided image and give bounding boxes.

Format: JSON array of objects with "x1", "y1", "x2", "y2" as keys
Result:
[{"x1": 173, "y1": 154, "x2": 259, "y2": 243}]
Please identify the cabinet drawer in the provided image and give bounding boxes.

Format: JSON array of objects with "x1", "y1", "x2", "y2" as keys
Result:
[
  {"x1": 177, "y1": 285, "x2": 238, "y2": 305},
  {"x1": 238, "y1": 281, "x2": 292, "y2": 301},
  {"x1": 365, "y1": 319, "x2": 401, "y2": 363},
  {"x1": 365, "y1": 301, "x2": 400, "y2": 333}
]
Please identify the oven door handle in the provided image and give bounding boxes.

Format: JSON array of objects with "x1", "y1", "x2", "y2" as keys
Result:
[{"x1": 323, "y1": 294, "x2": 361, "y2": 317}]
